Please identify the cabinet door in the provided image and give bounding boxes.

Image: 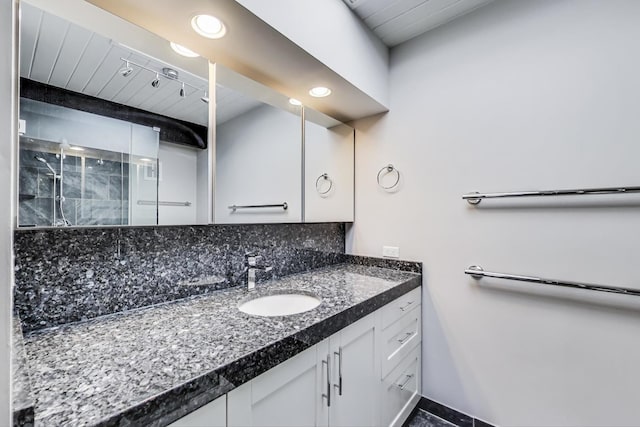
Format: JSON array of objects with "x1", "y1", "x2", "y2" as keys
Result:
[
  {"x1": 328, "y1": 312, "x2": 378, "y2": 427},
  {"x1": 228, "y1": 341, "x2": 329, "y2": 427},
  {"x1": 304, "y1": 119, "x2": 354, "y2": 223},
  {"x1": 168, "y1": 395, "x2": 226, "y2": 427}
]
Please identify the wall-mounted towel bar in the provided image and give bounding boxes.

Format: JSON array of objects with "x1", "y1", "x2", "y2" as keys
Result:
[
  {"x1": 462, "y1": 186, "x2": 640, "y2": 205},
  {"x1": 465, "y1": 265, "x2": 640, "y2": 297},
  {"x1": 229, "y1": 202, "x2": 288, "y2": 212},
  {"x1": 137, "y1": 200, "x2": 192, "y2": 207}
]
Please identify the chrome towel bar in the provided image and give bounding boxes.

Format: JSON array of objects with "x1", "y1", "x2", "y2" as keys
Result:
[
  {"x1": 465, "y1": 265, "x2": 640, "y2": 297},
  {"x1": 229, "y1": 202, "x2": 288, "y2": 212},
  {"x1": 137, "y1": 200, "x2": 191, "y2": 207},
  {"x1": 462, "y1": 186, "x2": 640, "y2": 205}
]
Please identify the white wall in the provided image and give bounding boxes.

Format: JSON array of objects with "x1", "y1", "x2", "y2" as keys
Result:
[
  {"x1": 215, "y1": 104, "x2": 301, "y2": 223},
  {"x1": 236, "y1": 0, "x2": 389, "y2": 108},
  {"x1": 158, "y1": 142, "x2": 198, "y2": 225},
  {"x1": 0, "y1": 0, "x2": 16, "y2": 422},
  {"x1": 347, "y1": 1, "x2": 640, "y2": 425}
]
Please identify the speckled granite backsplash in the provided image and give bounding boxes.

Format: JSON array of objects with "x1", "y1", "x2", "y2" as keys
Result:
[{"x1": 14, "y1": 223, "x2": 345, "y2": 332}]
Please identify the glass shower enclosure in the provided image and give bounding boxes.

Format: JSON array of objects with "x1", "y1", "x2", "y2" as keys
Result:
[{"x1": 18, "y1": 98, "x2": 159, "y2": 227}]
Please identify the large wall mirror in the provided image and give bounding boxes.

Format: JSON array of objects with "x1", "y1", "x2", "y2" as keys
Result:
[
  {"x1": 17, "y1": 0, "x2": 212, "y2": 228},
  {"x1": 214, "y1": 65, "x2": 354, "y2": 224},
  {"x1": 214, "y1": 65, "x2": 303, "y2": 224},
  {"x1": 304, "y1": 110, "x2": 355, "y2": 223}
]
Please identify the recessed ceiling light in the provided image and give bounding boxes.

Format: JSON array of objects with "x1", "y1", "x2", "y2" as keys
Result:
[
  {"x1": 170, "y1": 42, "x2": 199, "y2": 58},
  {"x1": 191, "y1": 14, "x2": 226, "y2": 39},
  {"x1": 69, "y1": 146, "x2": 85, "y2": 151},
  {"x1": 309, "y1": 86, "x2": 332, "y2": 97},
  {"x1": 289, "y1": 98, "x2": 302, "y2": 106},
  {"x1": 140, "y1": 158, "x2": 153, "y2": 162}
]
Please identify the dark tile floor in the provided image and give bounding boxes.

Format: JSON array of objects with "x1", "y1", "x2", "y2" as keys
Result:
[{"x1": 406, "y1": 409, "x2": 458, "y2": 427}]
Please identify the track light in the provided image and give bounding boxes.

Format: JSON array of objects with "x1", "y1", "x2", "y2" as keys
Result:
[
  {"x1": 162, "y1": 67, "x2": 179, "y2": 80},
  {"x1": 118, "y1": 57, "x2": 207, "y2": 102},
  {"x1": 119, "y1": 60, "x2": 133, "y2": 77}
]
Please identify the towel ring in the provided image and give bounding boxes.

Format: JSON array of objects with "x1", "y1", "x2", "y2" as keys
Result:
[
  {"x1": 316, "y1": 173, "x2": 333, "y2": 195},
  {"x1": 377, "y1": 164, "x2": 400, "y2": 190}
]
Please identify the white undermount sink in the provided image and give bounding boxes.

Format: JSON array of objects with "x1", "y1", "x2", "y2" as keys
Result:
[{"x1": 238, "y1": 292, "x2": 321, "y2": 317}]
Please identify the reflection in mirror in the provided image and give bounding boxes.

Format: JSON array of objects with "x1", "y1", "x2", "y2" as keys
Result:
[
  {"x1": 214, "y1": 65, "x2": 303, "y2": 224},
  {"x1": 304, "y1": 110, "x2": 355, "y2": 223},
  {"x1": 17, "y1": 0, "x2": 210, "y2": 228}
]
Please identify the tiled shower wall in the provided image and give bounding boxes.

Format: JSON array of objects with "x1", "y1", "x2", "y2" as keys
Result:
[
  {"x1": 14, "y1": 223, "x2": 345, "y2": 332},
  {"x1": 19, "y1": 148, "x2": 129, "y2": 227}
]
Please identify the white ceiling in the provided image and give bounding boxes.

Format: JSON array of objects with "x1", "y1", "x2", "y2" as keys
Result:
[
  {"x1": 25, "y1": 0, "x2": 498, "y2": 124},
  {"x1": 20, "y1": 2, "x2": 209, "y2": 127},
  {"x1": 87, "y1": 0, "x2": 390, "y2": 122},
  {"x1": 344, "y1": 0, "x2": 494, "y2": 46},
  {"x1": 215, "y1": 84, "x2": 262, "y2": 125}
]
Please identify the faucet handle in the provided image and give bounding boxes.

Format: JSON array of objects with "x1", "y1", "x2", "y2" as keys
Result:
[{"x1": 245, "y1": 252, "x2": 262, "y2": 266}]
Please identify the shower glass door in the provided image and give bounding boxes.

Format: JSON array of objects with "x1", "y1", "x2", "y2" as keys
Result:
[{"x1": 18, "y1": 98, "x2": 159, "y2": 227}]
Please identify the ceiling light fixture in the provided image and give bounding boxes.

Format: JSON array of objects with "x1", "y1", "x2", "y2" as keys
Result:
[
  {"x1": 170, "y1": 42, "x2": 199, "y2": 58},
  {"x1": 162, "y1": 67, "x2": 179, "y2": 80},
  {"x1": 69, "y1": 146, "x2": 85, "y2": 151},
  {"x1": 191, "y1": 14, "x2": 226, "y2": 39},
  {"x1": 119, "y1": 60, "x2": 133, "y2": 77},
  {"x1": 289, "y1": 98, "x2": 302, "y2": 106},
  {"x1": 309, "y1": 86, "x2": 331, "y2": 97},
  {"x1": 118, "y1": 58, "x2": 207, "y2": 102}
]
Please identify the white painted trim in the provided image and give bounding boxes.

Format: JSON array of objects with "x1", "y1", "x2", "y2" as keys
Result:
[
  {"x1": 0, "y1": 0, "x2": 18, "y2": 423},
  {"x1": 391, "y1": 392, "x2": 420, "y2": 427}
]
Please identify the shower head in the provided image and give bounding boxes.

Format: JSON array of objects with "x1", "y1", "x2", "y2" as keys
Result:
[{"x1": 34, "y1": 155, "x2": 58, "y2": 177}]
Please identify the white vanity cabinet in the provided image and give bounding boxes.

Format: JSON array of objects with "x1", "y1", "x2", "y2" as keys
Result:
[
  {"x1": 227, "y1": 343, "x2": 329, "y2": 427},
  {"x1": 377, "y1": 287, "x2": 422, "y2": 427},
  {"x1": 227, "y1": 313, "x2": 377, "y2": 427},
  {"x1": 327, "y1": 312, "x2": 378, "y2": 427},
  {"x1": 168, "y1": 395, "x2": 226, "y2": 427},
  {"x1": 178, "y1": 287, "x2": 421, "y2": 427}
]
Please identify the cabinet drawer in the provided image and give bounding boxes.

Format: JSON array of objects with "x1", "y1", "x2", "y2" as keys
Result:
[
  {"x1": 381, "y1": 287, "x2": 421, "y2": 330},
  {"x1": 381, "y1": 305, "x2": 421, "y2": 377},
  {"x1": 380, "y1": 345, "x2": 420, "y2": 427}
]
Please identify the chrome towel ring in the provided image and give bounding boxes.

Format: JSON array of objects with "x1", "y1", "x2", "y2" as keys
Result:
[
  {"x1": 377, "y1": 164, "x2": 400, "y2": 190},
  {"x1": 316, "y1": 173, "x2": 333, "y2": 195}
]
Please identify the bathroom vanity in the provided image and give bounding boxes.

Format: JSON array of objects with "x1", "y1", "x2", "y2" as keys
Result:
[
  {"x1": 15, "y1": 258, "x2": 421, "y2": 427},
  {"x1": 11, "y1": 2, "x2": 399, "y2": 426}
]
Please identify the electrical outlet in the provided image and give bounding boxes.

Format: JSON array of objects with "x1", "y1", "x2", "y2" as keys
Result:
[{"x1": 382, "y1": 246, "x2": 400, "y2": 259}]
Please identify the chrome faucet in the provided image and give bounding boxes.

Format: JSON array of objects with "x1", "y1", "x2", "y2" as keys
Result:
[{"x1": 245, "y1": 252, "x2": 273, "y2": 291}]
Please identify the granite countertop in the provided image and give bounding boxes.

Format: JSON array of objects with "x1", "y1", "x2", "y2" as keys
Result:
[
  {"x1": 12, "y1": 318, "x2": 35, "y2": 426},
  {"x1": 22, "y1": 262, "x2": 421, "y2": 426}
]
